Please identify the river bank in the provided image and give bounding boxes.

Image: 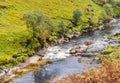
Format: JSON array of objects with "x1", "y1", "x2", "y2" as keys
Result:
[
  {"x1": 57, "y1": 45, "x2": 120, "y2": 83},
  {"x1": 0, "y1": 0, "x2": 120, "y2": 83},
  {"x1": 1, "y1": 18, "x2": 119, "y2": 83}
]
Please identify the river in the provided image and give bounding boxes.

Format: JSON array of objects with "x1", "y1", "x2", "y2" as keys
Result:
[{"x1": 10, "y1": 20, "x2": 120, "y2": 83}]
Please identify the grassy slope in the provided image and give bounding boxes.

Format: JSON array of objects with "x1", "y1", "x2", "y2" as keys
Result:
[{"x1": 0, "y1": 0, "x2": 105, "y2": 62}]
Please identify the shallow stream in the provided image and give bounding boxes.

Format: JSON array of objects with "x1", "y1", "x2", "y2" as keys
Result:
[{"x1": 10, "y1": 21, "x2": 120, "y2": 83}]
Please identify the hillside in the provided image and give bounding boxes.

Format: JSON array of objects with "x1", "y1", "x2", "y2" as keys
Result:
[{"x1": 0, "y1": 0, "x2": 120, "y2": 67}]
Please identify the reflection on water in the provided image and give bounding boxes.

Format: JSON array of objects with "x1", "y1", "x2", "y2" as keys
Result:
[
  {"x1": 10, "y1": 72, "x2": 35, "y2": 83},
  {"x1": 34, "y1": 57, "x2": 99, "y2": 83}
]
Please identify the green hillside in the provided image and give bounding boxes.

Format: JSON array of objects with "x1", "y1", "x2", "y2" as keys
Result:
[{"x1": 0, "y1": 0, "x2": 120, "y2": 67}]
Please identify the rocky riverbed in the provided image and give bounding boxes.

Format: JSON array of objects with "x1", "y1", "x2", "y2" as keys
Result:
[{"x1": 1, "y1": 18, "x2": 120, "y2": 83}]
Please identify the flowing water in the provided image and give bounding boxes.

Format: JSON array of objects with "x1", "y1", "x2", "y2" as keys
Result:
[{"x1": 10, "y1": 21, "x2": 120, "y2": 83}]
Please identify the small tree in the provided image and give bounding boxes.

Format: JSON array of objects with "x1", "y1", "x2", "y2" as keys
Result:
[
  {"x1": 23, "y1": 11, "x2": 50, "y2": 49},
  {"x1": 58, "y1": 21, "x2": 67, "y2": 37},
  {"x1": 72, "y1": 9, "x2": 82, "y2": 26}
]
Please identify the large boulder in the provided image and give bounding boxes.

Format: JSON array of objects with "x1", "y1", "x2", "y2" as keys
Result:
[
  {"x1": 86, "y1": 41, "x2": 108, "y2": 53},
  {"x1": 70, "y1": 45, "x2": 87, "y2": 56}
]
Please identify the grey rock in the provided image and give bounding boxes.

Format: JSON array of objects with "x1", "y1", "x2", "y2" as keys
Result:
[
  {"x1": 98, "y1": 25, "x2": 104, "y2": 30},
  {"x1": 27, "y1": 55, "x2": 41, "y2": 64},
  {"x1": 86, "y1": 41, "x2": 108, "y2": 53},
  {"x1": 66, "y1": 34, "x2": 74, "y2": 39},
  {"x1": 73, "y1": 32, "x2": 81, "y2": 38},
  {"x1": 110, "y1": 18, "x2": 117, "y2": 24}
]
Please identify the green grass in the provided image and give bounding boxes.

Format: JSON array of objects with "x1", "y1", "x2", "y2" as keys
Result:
[
  {"x1": 0, "y1": 0, "x2": 105, "y2": 56},
  {"x1": 0, "y1": 0, "x2": 119, "y2": 66}
]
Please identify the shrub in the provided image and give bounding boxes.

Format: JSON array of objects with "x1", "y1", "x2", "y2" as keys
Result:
[
  {"x1": 9, "y1": 58, "x2": 18, "y2": 66},
  {"x1": 23, "y1": 11, "x2": 55, "y2": 49},
  {"x1": 72, "y1": 9, "x2": 82, "y2": 26},
  {"x1": 16, "y1": 55, "x2": 27, "y2": 63},
  {"x1": 104, "y1": 3, "x2": 113, "y2": 16},
  {"x1": 58, "y1": 21, "x2": 68, "y2": 37}
]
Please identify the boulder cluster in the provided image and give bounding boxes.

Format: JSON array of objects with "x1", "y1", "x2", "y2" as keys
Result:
[
  {"x1": 70, "y1": 41, "x2": 109, "y2": 56},
  {"x1": 70, "y1": 41, "x2": 93, "y2": 56}
]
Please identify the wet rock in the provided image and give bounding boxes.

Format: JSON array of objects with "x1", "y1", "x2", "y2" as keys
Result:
[
  {"x1": 84, "y1": 41, "x2": 93, "y2": 46},
  {"x1": 98, "y1": 25, "x2": 104, "y2": 30},
  {"x1": 70, "y1": 49, "x2": 76, "y2": 54},
  {"x1": 37, "y1": 49, "x2": 47, "y2": 57},
  {"x1": 56, "y1": 37, "x2": 70, "y2": 44},
  {"x1": 63, "y1": 38, "x2": 69, "y2": 43},
  {"x1": 0, "y1": 67, "x2": 18, "y2": 82},
  {"x1": 57, "y1": 37, "x2": 65, "y2": 45},
  {"x1": 10, "y1": 67, "x2": 20, "y2": 74},
  {"x1": 73, "y1": 32, "x2": 81, "y2": 38},
  {"x1": 70, "y1": 46, "x2": 81, "y2": 56},
  {"x1": 110, "y1": 18, "x2": 117, "y2": 24},
  {"x1": 86, "y1": 41, "x2": 108, "y2": 53},
  {"x1": 0, "y1": 66, "x2": 10, "y2": 74},
  {"x1": 113, "y1": 32, "x2": 120, "y2": 36},
  {"x1": 0, "y1": 72, "x2": 5, "y2": 78},
  {"x1": 66, "y1": 34, "x2": 74, "y2": 39},
  {"x1": 104, "y1": 23, "x2": 111, "y2": 28},
  {"x1": 70, "y1": 45, "x2": 87, "y2": 56}
]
